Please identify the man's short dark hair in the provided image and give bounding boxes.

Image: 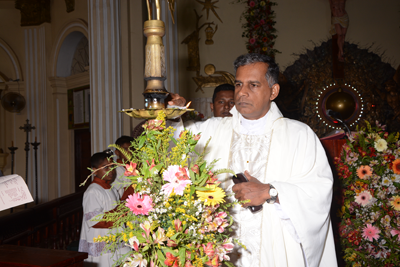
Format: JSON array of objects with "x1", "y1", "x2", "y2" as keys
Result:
[
  {"x1": 233, "y1": 53, "x2": 279, "y2": 87},
  {"x1": 212, "y1": 83, "x2": 235, "y2": 103},
  {"x1": 115, "y1": 135, "x2": 134, "y2": 147},
  {"x1": 90, "y1": 152, "x2": 109, "y2": 168}
]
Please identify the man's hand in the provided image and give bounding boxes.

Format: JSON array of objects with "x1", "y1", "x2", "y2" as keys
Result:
[
  {"x1": 168, "y1": 93, "x2": 186, "y2": 107},
  {"x1": 232, "y1": 171, "x2": 273, "y2": 207}
]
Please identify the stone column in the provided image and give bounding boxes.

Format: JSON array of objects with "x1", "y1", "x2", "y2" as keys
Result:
[
  {"x1": 23, "y1": 25, "x2": 49, "y2": 202},
  {"x1": 88, "y1": 0, "x2": 122, "y2": 152}
]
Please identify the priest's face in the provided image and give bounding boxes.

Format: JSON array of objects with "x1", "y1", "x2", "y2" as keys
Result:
[
  {"x1": 234, "y1": 62, "x2": 280, "y2": 120},
  {"x1": 95, "y1": 158, "x2": 116, "y2": 183}
]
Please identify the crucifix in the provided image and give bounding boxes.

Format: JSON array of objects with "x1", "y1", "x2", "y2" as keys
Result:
[
  {"x1": 20, "y1": 119, "x2": 35, "y2": 208},
  {"x1": 31, "y1": 138, "x2": 40, "y2": 204}
]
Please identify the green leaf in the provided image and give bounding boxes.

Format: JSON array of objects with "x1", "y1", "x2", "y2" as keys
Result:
[
  {"x1": 199, "y1": 162, "x2": 207, "y2": 172},
  {"x1": 189, "y1": 169, "x2": 195, "y2": 183},
  {"x1": 189, "y1": 185, "x2": 195, "y2": 202},
  {"x1": 170, "y1": 232, "x2": 181, "y2": 241},
  {"x1": 197, "y1": 174, "x2": 209, "y2": 187},
  {"x1": 387, "y1": 132, "x2": 396, "y2": 144},
  {"x1": 133, "y1": 231, "x2": 146, "y2": 243},
  {"x1": 194, "y1": 186, "x2": 212, "y2": 191},
  {"x1": 161, "y1": 247, "x2": 178, "y2": 257},
  {"x1": 171, "y1": 137, "x2": 177, "y2": 145},
  {"x1": 224, "y1": 261, "x2": 235, "y2": 267},
  {"x1": 179, "y1": 247, "x2": 186, "y2": 266},
  {"x1": 138, "y1": 136, "x2": 146, "y2": 149},
  {"x1": 157, "y1": 138, "x2": 162, "y2": 149},
  {"x1": 156, "y1": 250, "x2": 167, "y2": 267}
]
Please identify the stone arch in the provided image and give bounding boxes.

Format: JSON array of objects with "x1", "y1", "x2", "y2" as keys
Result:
[
  {"x1": 51, "y1": 19, "x2": 88, "y2": 77},
  {"x1": 0, "y1": 71, "x2": 9, "y2": 82},
  {"x1": 0, "y1": 38, "x2": 23, "y2": 81}
]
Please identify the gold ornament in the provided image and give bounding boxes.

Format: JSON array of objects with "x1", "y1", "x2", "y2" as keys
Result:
[
  {"x1": 195, "y1": 0, "x2": 223, "y2": 23},
  {"x1": 204, "y1": 23, "x2": 218, "y2": 45}
]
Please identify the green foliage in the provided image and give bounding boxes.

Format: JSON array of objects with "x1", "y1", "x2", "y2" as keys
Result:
[
  {"x1": 233, "y1": 0, "x2": 280, "y2": 57},
  {"x1": 90, "y1": 112, "x2": 242, "y2": 267}
]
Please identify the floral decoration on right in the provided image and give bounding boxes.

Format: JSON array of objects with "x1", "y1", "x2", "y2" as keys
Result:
[{"x1": 335, "y1": 121, "x2": 400, "y2": 266}]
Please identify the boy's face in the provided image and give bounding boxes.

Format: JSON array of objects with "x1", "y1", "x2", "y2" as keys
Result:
[
  {"x1": 94, "y1": 158, "x2": 116, "y2": 183},
  {"x1": 115, "y1": 142, "x2": 131, "y2": 162}
]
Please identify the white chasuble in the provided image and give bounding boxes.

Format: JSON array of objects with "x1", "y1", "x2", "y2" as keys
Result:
[
  {"x1": 225, "y1": 121, "x2": 305, "y2": 267},
  {"x1": 181, "y1": 102, "x2": 338, "y2": 267}
]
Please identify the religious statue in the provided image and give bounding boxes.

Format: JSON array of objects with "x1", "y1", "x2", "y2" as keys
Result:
[{"x1": 329, "y1": 0, "x2": 348, "y2": 62}]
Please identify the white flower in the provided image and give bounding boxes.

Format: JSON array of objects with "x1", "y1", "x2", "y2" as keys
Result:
[
  {"x1": 126, "y1": 236, "x2": 139, "y2": 251},
  {"x1": 137, "y1": 177, "x2": 143, "y2": 182},
  {"x1": 123, "y1": 254, "x2": 147, "y2": 267},
  {"x1": 382, "y1": 177, "x2": 392, "y2": 187},
  {"x1": 392, "y1": 174, "x2": 400, "y2": 183},
  {"x1": 380, "y1": 215, "x2": 391, "y2": 227},
  {"x1": 374, "y1": 139, "x2": 388, "y2": 152},
  {"x1": 388, "y1": 185, "x2": 396, "y2": 194}
]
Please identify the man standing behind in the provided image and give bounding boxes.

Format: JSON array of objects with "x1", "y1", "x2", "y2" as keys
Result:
[
  {"x1": 210, "y1": 83, "x2": 235, "y2": 117},
  {"x1": 168, "y1": 53, "x2": 337, "y2": 266}
]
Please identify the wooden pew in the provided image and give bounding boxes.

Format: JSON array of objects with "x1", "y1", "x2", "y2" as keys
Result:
[{"x1": 0, "y1": 191, "x2": 84, "y2": 250}]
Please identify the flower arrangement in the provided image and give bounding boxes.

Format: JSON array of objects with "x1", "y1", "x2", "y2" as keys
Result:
[
  {"x1": 93, "y1": 112, "x2": 244, "y2": 267},
  {"x1": 234, "y1": 0, "x2": 280, "y2": 57},
  {"x1": 334, "y1": 121, "x2": 400, "y2": 266}
]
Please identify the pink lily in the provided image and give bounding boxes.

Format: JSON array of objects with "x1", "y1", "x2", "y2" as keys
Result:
[
  {"x1": 173, "y1": 219, "x2": 182, "y2": 232},
  {"x1": 125, "y1": 162, "x2": 139, "y2": 176},
  {"x1": 126, "y1": 236, "x2": 139, "y2": 251},
  {"x1": 140, "y1": 221, "x2": 152, "y2": 237},
  {"x1": 167, "y1": 239, "x2": 178, "y2": 247},
  {"x1": 202, "y1": 242, "x2": 215, "y2": 257}
]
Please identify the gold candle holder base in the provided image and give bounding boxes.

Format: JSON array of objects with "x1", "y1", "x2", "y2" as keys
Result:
[{"x1": 121, "y1": 108, "x2": 193, "y2": 120}]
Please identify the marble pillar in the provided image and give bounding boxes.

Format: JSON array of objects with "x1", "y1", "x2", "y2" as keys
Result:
[
  {"x1": 23, "y1": 25, "x2": 49, "y2": 202},
  {"x1": 88, "y1": 0, "x2": 122, "y2": 152}
]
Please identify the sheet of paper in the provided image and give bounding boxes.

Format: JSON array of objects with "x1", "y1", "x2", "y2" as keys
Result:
[{"x1": 0, "y1": 174, "x2": 34, "y2": 211}]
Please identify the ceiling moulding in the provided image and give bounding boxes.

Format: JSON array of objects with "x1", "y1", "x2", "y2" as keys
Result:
[{"x1": 15, "y1": 0, "x2": 51, "y2": 27}]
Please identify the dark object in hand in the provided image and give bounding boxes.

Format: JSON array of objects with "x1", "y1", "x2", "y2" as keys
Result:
[{"x1": 232, "y1": 173, "x2": 263, "y2": 214}]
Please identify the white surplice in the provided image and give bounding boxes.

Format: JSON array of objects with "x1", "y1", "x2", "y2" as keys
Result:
[
  {"x1": 180, "y1": 102, "x2": 337, "y2": 267},
  {"x1": 78, "y1": 182, "x2": 130, "y2": 267}
]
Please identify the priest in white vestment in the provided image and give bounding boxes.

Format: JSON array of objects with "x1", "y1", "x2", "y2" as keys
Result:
[{"x1": 169, "y1": 53, "x2": 338, "y2": 267}]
